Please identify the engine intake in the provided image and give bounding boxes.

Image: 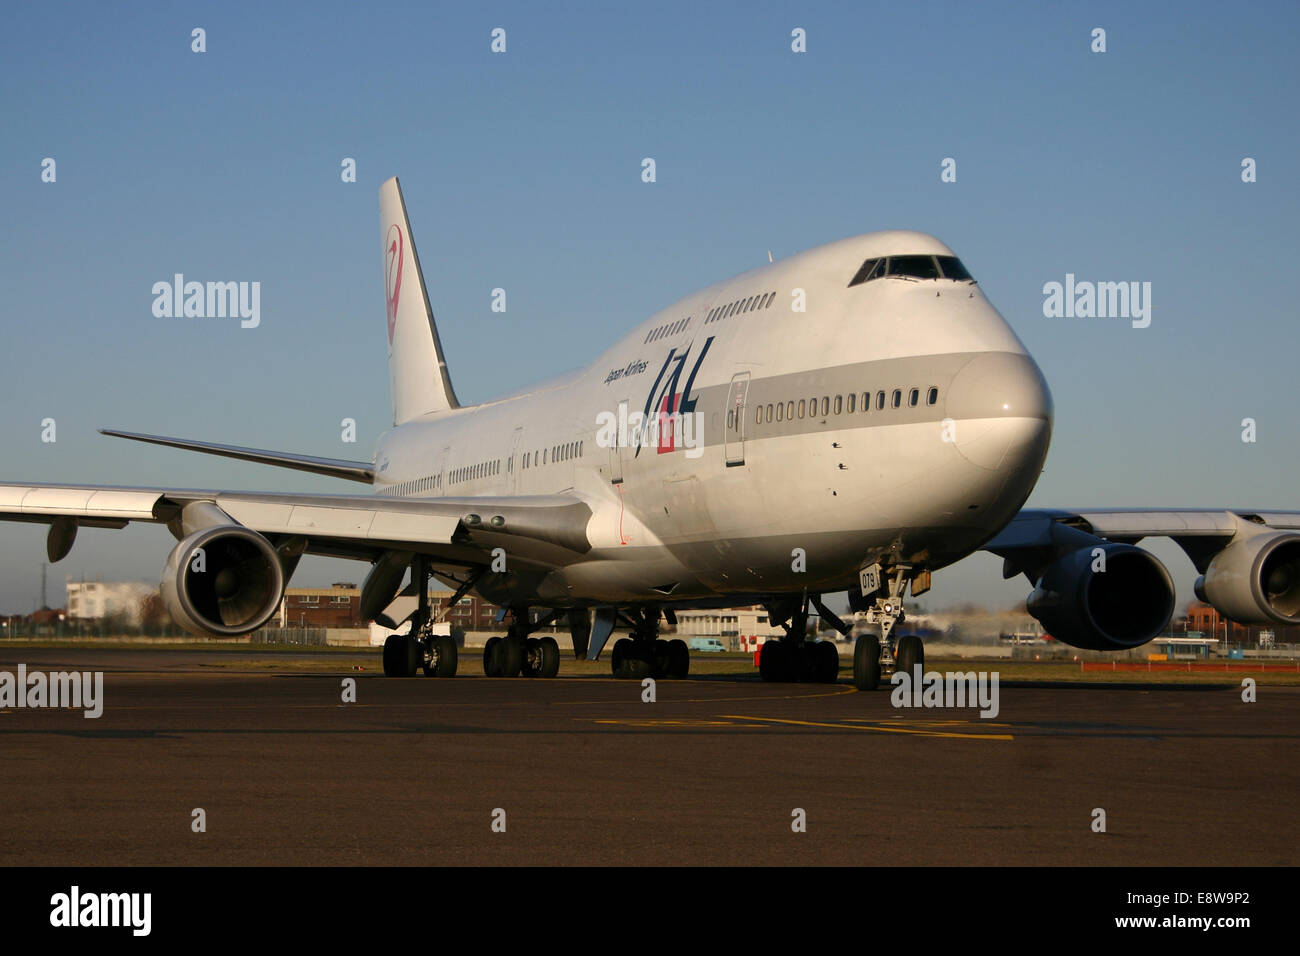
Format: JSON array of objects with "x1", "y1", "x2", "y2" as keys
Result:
[
  {"x1": 161, "y1": 525, "x2": 285, "y2": 636},
  {"x1": 1199, "y1": 531, "x2": 1300, "y2": 625},
  {"x1": 1027, "y1": 543, "x2": 1174, "y2": 650}
]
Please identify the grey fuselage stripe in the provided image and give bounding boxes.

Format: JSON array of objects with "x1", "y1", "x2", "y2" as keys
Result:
[{"x1": 608, "y1": 349, "x2": 1004, "y2": 452}]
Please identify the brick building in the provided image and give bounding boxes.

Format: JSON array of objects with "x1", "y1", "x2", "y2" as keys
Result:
[
  {"x1": 280, "y1": 583, "x2": 504, "y2": 630},
  {"x1": 279, "y1": 583, "x2": 363, "y2": 628},
  {"x1": 1180, "y1": 601, "x2": 1299, "y2": 647}
]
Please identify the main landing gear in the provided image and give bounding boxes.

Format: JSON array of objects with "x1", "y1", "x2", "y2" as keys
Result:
[
  {"x1": 380, "y1": 556, "x2": 468, "y2": 678},
  {"x1": 757, "y1": 594, "x2": 840, "y2": 684},
  {"x1": 381, "y1": 619, "x2": 459, "y2": 678},
  {"x1": 848, "y1": 568, "x2": 925, "y2": 692},
  {"x1": 609, "y1": 608, "x2": 690, "y2": 680},
  {"x1": 483, "y1": 606, "x2": 562, "y2": 679}
]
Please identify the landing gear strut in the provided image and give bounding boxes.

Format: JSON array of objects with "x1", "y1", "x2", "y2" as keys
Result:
[
  {"x1": 609, "y1": 608, "x2": 690, "y2": 679},
  {"x1": 757, "y1": 594, "x2": 840, "y2": 684}
]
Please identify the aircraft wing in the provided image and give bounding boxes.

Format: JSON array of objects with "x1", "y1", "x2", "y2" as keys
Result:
[
  {"x1": 0, "y1": 482, "x2": 594, "y2": 564},
  {"x1": 981, "y1": 506, "x2": 1300, "y2": 649},
  {"x1": 98, "y1": 428, "x2": 376, "y2": 484},
  {"x1": 985, "y1": 506, "x2": 1300, "y2": 578}
]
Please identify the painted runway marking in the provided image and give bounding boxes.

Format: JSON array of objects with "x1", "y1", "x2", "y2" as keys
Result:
[
  {"x1": 587, "y1": 718, "x2": 744, "y2": 728},
  {"x1": 719, "y1": 714, "x2": 1013, "y2": 740},
  {"x1": 844, "y1": 716, "x2": 1014, "y2": 729},
  {"x1": 559, "y1": 687, "x2": 857, "y2": 706}
]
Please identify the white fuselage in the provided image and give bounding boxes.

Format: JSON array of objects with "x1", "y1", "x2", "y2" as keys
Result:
[{"x1": 370, "y1": 230, "x2": 1053, "y2": 608}]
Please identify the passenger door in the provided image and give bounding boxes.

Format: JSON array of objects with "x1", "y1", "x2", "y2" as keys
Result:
[
  {"x1": 724, "y1": 372, "x2": 750, "y2": 467},
  {"x1": 609, "y1": 399, "x2": 627, "y2": 484},
  {"x1": 507, "y1": 427, "x2": 523, "y2": 493}
]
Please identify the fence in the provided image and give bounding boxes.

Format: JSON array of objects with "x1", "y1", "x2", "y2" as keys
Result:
[{"x1": 251, "y1": 628, "x2": 328, "y2": 646}]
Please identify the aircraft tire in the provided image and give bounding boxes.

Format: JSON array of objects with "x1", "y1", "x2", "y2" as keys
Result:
[
  {"x1": 433, "y1": 634, "x2": 458, "y2": 677},
  {"x1": 759, "y1": 640, "x2": 788, "y2": 682},
  {"x1": 895, "y1": 634, "x2": 924, "y2": 680},
  {"x1": 666, "y1": 639, "x2": 690, "y2": 679},
  {"x1": 537, "y1": 636, "x2": 561, "y2": 678},
  {"x1": 383, "y1": 633, "x2": 414, "y2": 677},
  {"x1": 611, "y1": 638, "x2": 635, "y2": 678},
  {"x1": 811, "y1": 640, "x2": 839, "y2": 683},
  {"x1": 853, "y1": 636, "x2": 881, "y2": 691},
  {"x1": 498, "y1": 636, "x2": 524, "y2": 677},
  {"x1": 483, "y1": 636, "x2": 502, "y2": 677}
]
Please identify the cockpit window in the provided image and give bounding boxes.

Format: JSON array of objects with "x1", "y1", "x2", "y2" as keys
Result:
[
  {"x1": 886, "y1": 255, "x2": 941, "y2": 279},
  {"x1": 848, "y1": 254, "x2": 974, "y2": 286},
  {"x1": 847, "y1": 257, "x2": 884, "y2": 286},
  {"x1": 936, "y1": 256, "x2": 972, "y2": 280}
]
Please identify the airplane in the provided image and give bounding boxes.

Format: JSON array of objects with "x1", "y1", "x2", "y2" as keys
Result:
[{"x1": 3, "y1": 176, "x2": 1298, "y2": 690}]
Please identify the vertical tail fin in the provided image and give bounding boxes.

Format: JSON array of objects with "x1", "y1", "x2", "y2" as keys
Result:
[{"x1": 379, "y1": 177, "x2": 460, "y2": 423}]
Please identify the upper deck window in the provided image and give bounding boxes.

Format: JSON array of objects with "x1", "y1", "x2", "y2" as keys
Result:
[{"x1": 848, "y1": 254, "x2": 974, "y2": 287}]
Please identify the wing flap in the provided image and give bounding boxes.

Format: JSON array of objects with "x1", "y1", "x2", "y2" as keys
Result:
[
  {"x1": 0, "y1": 484, "x2": 168, "y2": 521},
  {"x1": 1074, "y1": 510, "x2": 1240, "y2": 537}
]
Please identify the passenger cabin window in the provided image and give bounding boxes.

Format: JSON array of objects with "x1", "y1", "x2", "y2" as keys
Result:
[{"x1": 909, "y1": 388, "x2": 919, "y2": 407}]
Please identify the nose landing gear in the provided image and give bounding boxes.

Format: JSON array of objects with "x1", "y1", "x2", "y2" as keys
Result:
[{"x1": 849, "y1": 567, "x2": 924, "y2": 691}]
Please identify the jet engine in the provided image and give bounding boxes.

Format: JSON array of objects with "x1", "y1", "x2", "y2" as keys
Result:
[
  {"x1": 161, "y1": 524, "x2": 286, "y2": 636},
  {"x1": 1026, "y1": 543, "x2": 1174, "y2": 650},
  {"x1": 1196, "y1": 531, "x2": 1300, "y2": 625}
]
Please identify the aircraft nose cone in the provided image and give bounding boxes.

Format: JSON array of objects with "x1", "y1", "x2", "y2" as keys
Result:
[{"x1": 946, "y1": 351, "x2": 1053, "y2": 471}]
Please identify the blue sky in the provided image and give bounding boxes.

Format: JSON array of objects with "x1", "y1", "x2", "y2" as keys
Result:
[{"x1": 1, "y1": 1, "x2": 1297, "y2": 613}]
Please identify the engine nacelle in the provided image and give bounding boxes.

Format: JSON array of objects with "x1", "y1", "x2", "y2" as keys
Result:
[
  {"x1": 1026, "y1": 543, "x2": 1174, "y2": 650},
  {"x1": 161, "y1": 525, "x2": 285, "y2": 636},
  {"x1": 1199, "y1": 531, "x2": 1300, "y2": 625}
]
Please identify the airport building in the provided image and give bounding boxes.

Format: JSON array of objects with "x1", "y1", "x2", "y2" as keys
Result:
[
  {"x1": 674, "y1": 605, "x2": 786, "y2": 647},
  {"x1": 279, "y1": 583, "x2": 363, "y2": 628},
  {"x1": 65, "y1": 579, "x2": 156, "y2": 627},
  {"x1": 1180, "y1": 601, "x2": 1298, "y2": 648},
  {"x1": 279, "y1": 583, "x2": 503, "y2": 631}
]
